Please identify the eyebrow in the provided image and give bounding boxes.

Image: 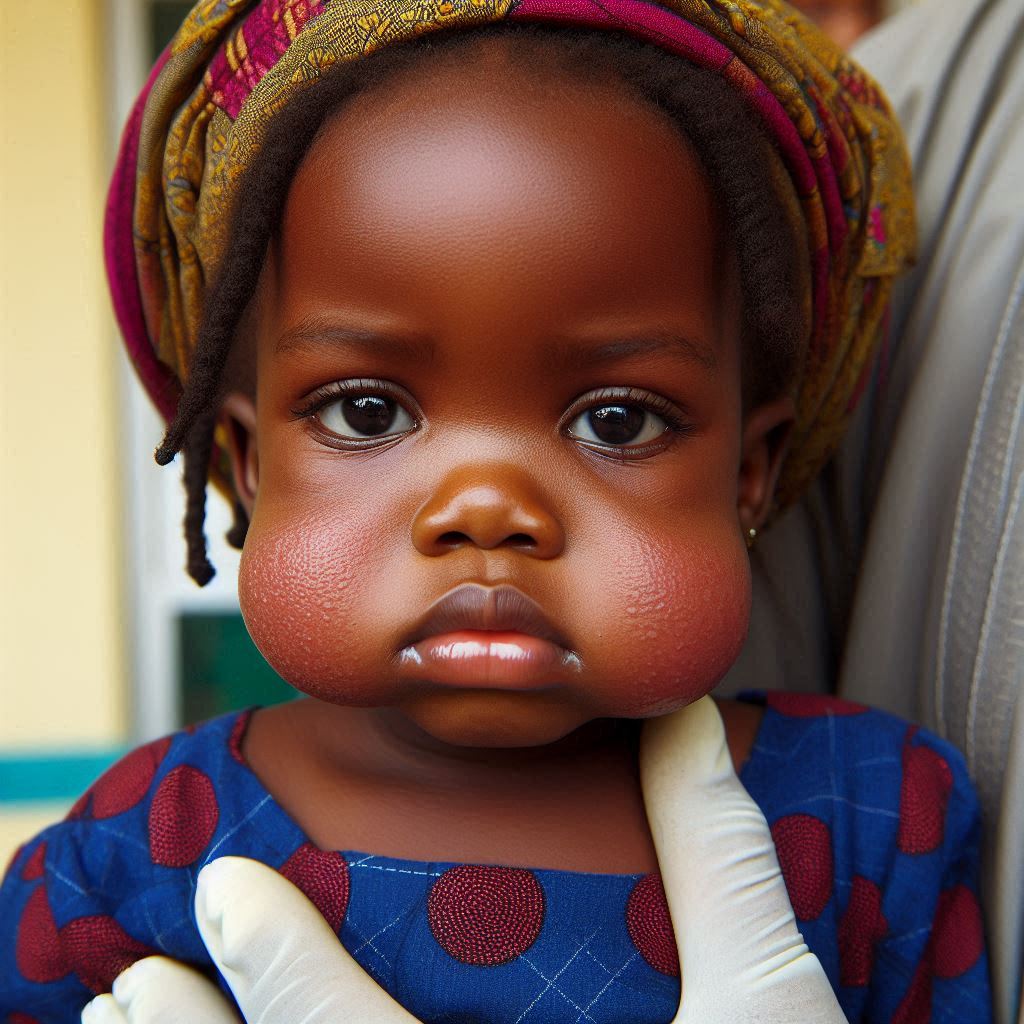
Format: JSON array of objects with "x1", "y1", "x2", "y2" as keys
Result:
[
  {"x1": 276, "y1": 318, "x2": 716, "y2": 370},
  {"x1": 275, "y1": 318, "x2": 435, "y2": 361},
  {"x1": 543, "y1": 331, "x2": 718, "y2": 372}
]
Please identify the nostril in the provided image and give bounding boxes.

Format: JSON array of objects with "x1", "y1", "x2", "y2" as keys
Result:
[{"x1": 434, "y1": 530, "x2": 537, "y2": 550}]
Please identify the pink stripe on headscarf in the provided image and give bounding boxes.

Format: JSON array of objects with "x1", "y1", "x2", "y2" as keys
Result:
[
  {"x1": 513, "y1": 0, "x2": 733, "y2": 69},
  {"x1": 207, "y1": 0, "x2": 329, "y2": 119},
  {"x1": 813, "y1": 152, "x2": 849, "y2": 257},
  {"x1": 103, "y1": 45, "x2": 181, "y2": 421}
]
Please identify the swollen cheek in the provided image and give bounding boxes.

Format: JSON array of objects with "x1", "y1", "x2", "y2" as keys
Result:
[
  {"x1": 608, "y1": 534, "x2": 750, "y2": 715},
  {"x1": 237, "y1": 515, "x2": 365, "y2": 696}
]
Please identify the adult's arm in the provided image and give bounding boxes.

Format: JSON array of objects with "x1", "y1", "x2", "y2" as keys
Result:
[{"x1": 724, "y1": 4, "x2": 1024, "y2": 1019}]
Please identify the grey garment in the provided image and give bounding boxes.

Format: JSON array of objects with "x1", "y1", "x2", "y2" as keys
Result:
[{"x1": 720, "y1": 1, "x2": 1024, "y2": 1021}]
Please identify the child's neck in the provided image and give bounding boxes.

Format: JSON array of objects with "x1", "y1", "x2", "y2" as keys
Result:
[
  {"x1": 364, "y1": 705, "x2": 639, "y2": 779},
  {"x1": 242, "y1": 696, "x2": 760, "y2": 874}
]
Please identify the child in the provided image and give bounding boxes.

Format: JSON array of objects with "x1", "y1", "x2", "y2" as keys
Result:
[{"x1": 0, "y1": 0, "x2": 990, "y2": 1021}]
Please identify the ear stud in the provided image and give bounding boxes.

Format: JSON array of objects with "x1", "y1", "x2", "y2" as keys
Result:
[{"x1": 745, "y1": 527, "x2": 758, "y2": 550}]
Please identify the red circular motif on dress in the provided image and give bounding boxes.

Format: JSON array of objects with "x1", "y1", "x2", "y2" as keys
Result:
[
  {"x1": 148, "y1": 765, "x2": 219, "y2": 867},
  {"x1": 892, "y1": 953, "x2": 932, "y2": 1024},
  {"x1": 279, "y1": 844, "x2": 350, "y2": 931},
  {"x1": 838, "y1": 875, "x2": 888, "y2": 987},
  {"x1": 932, "y1": 885, "x2": 983, "y2": 978},
  {"x1": 20, "y1": 842, "x2": 46, "y2": 882},
  {"x1": 625, "y1": 873, "x2": 679, "y2": 976},
  {"x1": 15, "y1": 884, "x2": 66, "y2": 984},
  {"x1": 764, "y1": 693, "x2": 868, "y2": 717},
  {"x1": 427, "y1": 865, "x2": 545, "y2": 966},
  {"x1": 79, "y1": 736, "x2": 173, "y2": 821},
  {"x1": 5, "y1": 842, "x2": 25, "y2": 878},
  {"x1": 897, "y1": 731, "x2": 952, "y2": 855},
  {"x1": 8, "y1": 1013, "x2": 44, "y2": 1024},
  {"x1": 59, "y1": 915, "x2": 155, "y2": 994},
  {"x1": 770, "y1": 814, "x2": 833, "y2": 920},
  {"x1": 66, "y1": 789, "x2": 91, "y2": 821},
  {"x1": 227, "y1": 710, "x2": 253, "y2": 766}
]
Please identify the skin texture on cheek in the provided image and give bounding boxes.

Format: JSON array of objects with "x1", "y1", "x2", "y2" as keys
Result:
[
  {"x1": 239, "y1": 489, "x2": 752, "y2": 738},
  {"x1": 239, "y1": 508, "x2": 369, "y2": 702},
  {"x1": 598, "y1": 524, "x2": 751, "y2": 717}
]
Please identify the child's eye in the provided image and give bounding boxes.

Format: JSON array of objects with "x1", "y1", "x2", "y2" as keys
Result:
[
  {"x1": 564, "y1": 388, "x2": 689, "y2": 455},
  {"x1": 318, "y1": 394, "x2": 416, "y2": 438},
  {"x1": 293, "y1": 379, "x2": 419, "y2": 447},
  {"x1": 567, "y1": 404, "x2": 668, "y2": 447}
]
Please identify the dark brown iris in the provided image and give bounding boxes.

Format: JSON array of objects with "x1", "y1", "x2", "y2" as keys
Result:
[
  {"x1": 588, "y1": 405, "x2": 645, "y2": 445},
  {"x1": 342, "y1": 395, "x2": 398, "y2": 435}
]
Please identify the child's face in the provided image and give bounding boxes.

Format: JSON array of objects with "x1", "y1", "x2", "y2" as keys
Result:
[{"x1": 224, "y1": 46, "x2": 792, "y2": 750}]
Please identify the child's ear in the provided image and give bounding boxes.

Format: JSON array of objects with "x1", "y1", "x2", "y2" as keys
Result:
[
  {"x1": 737, "y1": 394, "x2": 795, "y2": 533},
  {"x1": 220, "y1": 392, "x2": 259, "y2": 516}
]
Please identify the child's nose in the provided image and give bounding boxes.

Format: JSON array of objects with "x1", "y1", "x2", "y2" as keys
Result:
[{"x1": 411, "y1": 469, "x2": 565, "y2": 559}]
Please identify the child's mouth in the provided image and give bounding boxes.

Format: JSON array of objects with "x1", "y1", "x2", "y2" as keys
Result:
[
  {"x1": 395, "y1": 584, "x2": 581, "y2": 689},
  {"x1": 398, "y1": 630, "x2": 581, "y2": 688}
]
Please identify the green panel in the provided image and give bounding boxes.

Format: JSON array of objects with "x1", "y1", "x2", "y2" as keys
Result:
[
  {"x1": 179, "y1": 612, "x2": 296, "y2": 722},
  {"x1": 149, "y1": 1, "x2": 195, "y2": 60}
]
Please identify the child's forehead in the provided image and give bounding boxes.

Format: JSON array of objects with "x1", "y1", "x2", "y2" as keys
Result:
[
  {"x1": 259, "y1": 60, "x2": 734, "y2": 370},
  {"x1": 293, "y1": 45, "x2": 696, "y2": 208}
]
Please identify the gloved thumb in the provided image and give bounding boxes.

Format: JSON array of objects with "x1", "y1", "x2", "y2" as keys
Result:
[
  {"x1": 640, "y1": 696, "x2": 846, "y2": 1023},
  {"x1": 195, "y1": 857, "x2": 421, "y2": 1024}
]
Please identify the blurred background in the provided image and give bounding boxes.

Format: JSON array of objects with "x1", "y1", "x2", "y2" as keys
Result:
[{"x1": 0, "y1": 0, "x2": 927, "y2": 866}]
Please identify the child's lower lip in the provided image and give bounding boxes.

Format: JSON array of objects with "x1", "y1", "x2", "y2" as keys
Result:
[{"x1": 397, "y1": 630, "x2": 581, "y2": 688}]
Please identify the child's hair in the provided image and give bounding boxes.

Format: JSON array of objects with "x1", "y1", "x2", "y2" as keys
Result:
[{"x1": 155, "y1": 22, "x2": 808, "y2": 586}]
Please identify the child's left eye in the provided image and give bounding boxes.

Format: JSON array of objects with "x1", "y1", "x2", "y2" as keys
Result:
[
  {"x1": 567, "y1": 404, "x2": 669, "y2": 447},
  {"x1": 563, "y1": 388, "x2": 688, "y2": 455}
]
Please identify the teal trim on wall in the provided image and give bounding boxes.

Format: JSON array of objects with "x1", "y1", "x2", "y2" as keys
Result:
[{"x1": 0, "y1": 749, "x2": 127, "y2": 804}]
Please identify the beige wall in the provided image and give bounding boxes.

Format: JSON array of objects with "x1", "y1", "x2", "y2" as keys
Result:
[{"x1": 0, "y1": 0, "x2": 124, "y2": 858}]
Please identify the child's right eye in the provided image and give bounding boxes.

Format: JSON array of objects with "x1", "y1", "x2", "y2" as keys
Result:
[
  {"x1": 293, "y1": 378, "x2": 419, "y2": 449},
  {"x1": 317, "y1": 394, "x2": 416, "y2": 438}
]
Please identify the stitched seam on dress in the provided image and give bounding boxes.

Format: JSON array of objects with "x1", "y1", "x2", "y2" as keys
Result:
[
  {"x1": 580, "y1": 949, "x2": 641, "y2": 1019},
  {"x1": 514, "y1": 932, "x2": 599, "y2": 1024}
]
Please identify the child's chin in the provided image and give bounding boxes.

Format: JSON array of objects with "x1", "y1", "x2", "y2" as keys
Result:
[{"x1": 399, "y1": 692, "x2": 600, "y2": 750}]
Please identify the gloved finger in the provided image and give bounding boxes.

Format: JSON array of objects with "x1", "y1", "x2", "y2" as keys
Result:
[
  {"x1": 82, "y1": 993, "x2": 128, "y2": 1024},
  {"x1": 80, "y1": 956, "x2": 239, "y2": 1024},
  {"x1": 196, "y1": 857, "x2": 422, "y2": 1024},
  {"x1": 640, "y1": 696, "x2": 844, "y2": 1024}
]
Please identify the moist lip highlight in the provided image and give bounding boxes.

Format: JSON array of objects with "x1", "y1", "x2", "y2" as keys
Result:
[{"x1": 398, "y1": 631, "x2": 579, "y2": 688}]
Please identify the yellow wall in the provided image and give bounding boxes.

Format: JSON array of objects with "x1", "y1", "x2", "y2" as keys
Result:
[{"x1": 0, "y1": 0, "x2": 124, "y2": 860}]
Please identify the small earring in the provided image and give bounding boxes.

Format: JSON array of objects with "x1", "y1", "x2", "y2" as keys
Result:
[{"x1": 745, "y1": 527, "x2": 757, "y2": 550}]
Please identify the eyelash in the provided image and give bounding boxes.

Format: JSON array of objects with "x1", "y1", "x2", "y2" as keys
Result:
[
  {"x1": 290, "y1": 378, "x2": 411, "y2": 420},
  {"x1": 561, "y1": 386, "x2": 694, "y2": 456},
  {"x1": 291, "y1": 379, "x2": 694, "y2": 456}
]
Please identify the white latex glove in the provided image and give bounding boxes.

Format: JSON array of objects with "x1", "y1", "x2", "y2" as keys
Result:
[
  {"x1": 641, "y1": 696, "x2": 846, "y2": 1023},
  {"x1": 81, "y1": 696, "x2": 846, "y2": 1023}
]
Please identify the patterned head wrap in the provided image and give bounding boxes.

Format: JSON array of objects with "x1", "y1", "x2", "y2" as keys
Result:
[{"x1": 105, "y1": 0, "x2": 915, "y2": 512}]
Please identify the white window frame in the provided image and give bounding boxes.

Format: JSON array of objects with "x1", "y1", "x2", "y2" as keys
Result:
[{"x1": 108, "y1": 0, "x2": 244, "y2": 743}]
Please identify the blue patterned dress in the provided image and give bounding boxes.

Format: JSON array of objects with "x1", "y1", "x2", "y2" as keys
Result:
[{"x1": 0, "y1": 693, "x2": 992, "y2": 1023}]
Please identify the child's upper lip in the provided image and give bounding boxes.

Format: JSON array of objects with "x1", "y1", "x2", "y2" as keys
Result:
[{"x1": 401, "y1": 583, "x2": 571, "y2": 650}]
